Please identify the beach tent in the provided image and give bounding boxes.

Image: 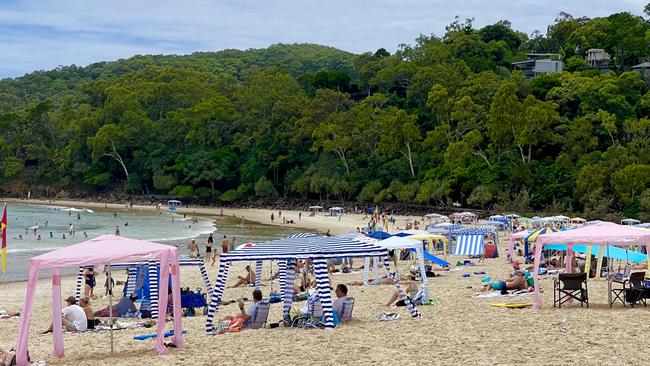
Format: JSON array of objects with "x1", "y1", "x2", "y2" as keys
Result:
[
  {"x1": 621, "y1": 218, "x2": 641, "y2": 225},
  {"x1": 15, "y1": 235, "x2": 183, "y2": 365},
  {"x1": 569, "y1": 217, "x2": 586, "y2": 225},
  {"x1": 507, "y1": 230, "x2": 530, "y2": 259},
  {"x1": 74, "y1": 256, "x2": 212, "y2": 318},
  {"x1": 368, "y1": 231, "x2": 392, "y2": 239},
  {"x1": 393, "y1": 229, "x2": 428, "y2": 237},
  {"x1": 328, "y1": 207, "x2": 345, "y2": 216},
  {"x1": 532, "y1": 223, "x2": 650, "y2": 309},
  {"x1": 453, "y1": 235, "x2": 484, "y2": 256},
  {"x1": 451, "y1": 212, "x2": 478, "y2": 224},
  {"x1": 205, "y1": 235, "x2": 420, "y2": 333},
  {"x1": 308, "y1": 206, "x2": 323, "y2": 212},
  {"x1": 167, "y1": 200, "x2": 182, "y2": 212},
  {"x1": 370, "y1": 236, "x2": 430, "y2": 300},
  {"x1": 635, "y1": 223, "x2": 650, "y2": 228}
]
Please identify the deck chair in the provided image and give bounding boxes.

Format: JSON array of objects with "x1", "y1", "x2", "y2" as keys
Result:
[
  {"x1": 338, "y1": 297, "x2": 355, "y2": 322},
  {"x1": 292, "y1": 296, "x2": 325, "y2": 328},
  {"x1": 610, "y1": 271, "x2": 647, "y2": 308},
  {"x1": 248, "y1": 301, "x2": 270, "y2": 329},
  {"x1": 554, "y1": 272, "x2": 588, "y2": 308}
]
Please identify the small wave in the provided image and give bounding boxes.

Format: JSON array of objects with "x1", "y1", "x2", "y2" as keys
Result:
[{"x1": 7, "y1": 246, "x2": 65, "y2": 253}]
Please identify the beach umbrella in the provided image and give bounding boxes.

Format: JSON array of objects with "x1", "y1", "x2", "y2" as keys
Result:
[{"x1": 524, "y1": 227, "x2": 558, "y2": 257}]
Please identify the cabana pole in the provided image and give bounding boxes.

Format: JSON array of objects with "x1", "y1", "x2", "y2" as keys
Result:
[{"x1": 108, "y1": 263, "x2": 114, "y2": 355}]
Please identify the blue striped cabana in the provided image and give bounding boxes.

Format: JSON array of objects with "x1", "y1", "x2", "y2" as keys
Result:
[
  {"x1": 205, "y1": 235, "x2": 421, "y2": 334},
  {"x1": 75, "y1": 256, "x2": 212, "y2": 319},
  {"x1": 453, "y1": 235, "x2": 485, "y2": 256}
]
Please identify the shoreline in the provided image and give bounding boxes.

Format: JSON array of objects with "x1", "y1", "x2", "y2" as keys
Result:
[{"x1": 1, "y1": 197, "x2": 418, "y2": 236}]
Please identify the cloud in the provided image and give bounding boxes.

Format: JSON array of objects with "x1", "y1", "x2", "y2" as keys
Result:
[{"x1": 0, "y1": 0, "x2": 645, "y2": 78}]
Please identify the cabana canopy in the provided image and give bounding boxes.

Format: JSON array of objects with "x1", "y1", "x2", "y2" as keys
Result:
[
  {"x1": 205, "y1": 235, "x2": 420, "y2": 333},
  {"x1": 16, "y1": 235, "x2": 183, "y2": 365},
  {"x1": 393, "y1": 229, "x2": 428, "y2": 237},
  {"x1": 621, "y1": 218, "x2": 641, "y2": 225},
  {"x1": 532, "y1": 223, "x2": 650, "y2": 309}
]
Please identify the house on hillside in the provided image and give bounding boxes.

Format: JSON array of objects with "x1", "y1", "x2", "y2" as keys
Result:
[
  {"x1": 512, "y1": 53, "x2": 564, "y2": 79},
  {"x1": 632, "y1": 62, "x2": 650, "y2": 84},
  {"x1": 585, "y1": 48, "x2": 610, "y2": 68}
]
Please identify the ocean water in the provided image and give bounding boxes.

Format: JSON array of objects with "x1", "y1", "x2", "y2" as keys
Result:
[{"x1": 1, "y1": 203, "x2": 301, "y2": 282}]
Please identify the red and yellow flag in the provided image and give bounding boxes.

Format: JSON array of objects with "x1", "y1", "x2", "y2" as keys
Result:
[{"x1": 1, "y1": 204, "x2": 6, "y2": 274}]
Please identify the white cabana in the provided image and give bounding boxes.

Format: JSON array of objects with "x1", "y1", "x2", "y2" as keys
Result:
[
  {"x1": 328, "y1": 207, "x2": 345, "y2": 215},
  {"x1": 621, "y1": 218, "x2": 641, "y2": 225},
  {"x1": 307, "y1": 205, "x2": 323, "y2": 212},
  {"x1": 368, "y1": 236, "x2": 429, "y2": 300}
]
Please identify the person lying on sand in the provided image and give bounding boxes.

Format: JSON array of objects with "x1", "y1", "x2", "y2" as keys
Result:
[
  {"x1": 229, "y1": 265, "x2": 256, "y2": 288},
  {"x1": 482, "y1": 271, "x2": 526, "y2": 293},
  {"x1": 94, "y1": 294, "x2": 137, "y2": 317},
  {"x1": 43, "y1": 296, "x2": 87, "y2": 333},
  {"x1": 0, "y1": 310, "x2": 20, "y2": 319},
  {"x1": 218, "y1": 289, "x2": 263, "y2": 334}
]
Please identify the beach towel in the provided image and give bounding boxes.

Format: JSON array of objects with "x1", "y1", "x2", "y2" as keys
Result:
[{"x1": 475, "y1": 291, "x2": 531, "y2": 298}]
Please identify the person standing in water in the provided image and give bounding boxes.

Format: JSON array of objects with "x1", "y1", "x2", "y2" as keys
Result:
[
  {"x1": 270, "y1": 213, "x2": 274, "y2": 223},
  {"x1": 188, "y1": 239, "x2": 199, "y2": 258},
  {"x1": 115, "y1": 226, "x2": 121, "y2": 236}
]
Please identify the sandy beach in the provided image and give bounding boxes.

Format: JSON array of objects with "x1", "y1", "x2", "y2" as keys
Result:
[{"x1": 1, "y1": 199, "x2": 648, "y2": 365}]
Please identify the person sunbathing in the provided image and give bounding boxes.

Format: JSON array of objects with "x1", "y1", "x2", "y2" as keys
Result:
[
  {"x1": 43, "y1": 296, "x2": 87, "y2": 333},
  {"x1": 482, "y1": 271, "x2": 526, "y2": 293},
  {"x1": 218, "y1": 289, "x2": 263, "y2": 333},
  {"x1": 385, "y1": 275, "x2": 420, "y2": 306},
  {"x1": 94, "y1": 294, "x2": 138, "y2": 317},
  {"x1": 0, "y1": 310, "x2": 20, "y2": 319},
  {"x1": 229, "y1": 265, "x2": 256, "y2": 288}
]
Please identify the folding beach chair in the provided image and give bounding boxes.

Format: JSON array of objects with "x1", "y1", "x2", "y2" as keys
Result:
[
  {"x1": 292, "y1": 296, "x2": 325, "y2": 328},
  {"x1": 249, "y1": 301, "x2": 270, "y2": 329},
  {"x1": 610, "y1": 271, "x2": 647, "y2": 308},
  {"x1": 338, "y1": 297, "x2": 355, "y2": 322},
  {"x1": 554, "y1": 272, "x2": 588, "y2": 308}
]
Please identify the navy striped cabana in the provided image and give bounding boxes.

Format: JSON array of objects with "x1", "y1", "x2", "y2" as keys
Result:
[{"x1": 205, "y1": 235, "x2": 421, "y2": 334}]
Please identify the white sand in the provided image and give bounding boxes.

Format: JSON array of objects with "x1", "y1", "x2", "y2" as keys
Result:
[{"x1": 0, "y1": 199, "x2": 648, "y2": 365}]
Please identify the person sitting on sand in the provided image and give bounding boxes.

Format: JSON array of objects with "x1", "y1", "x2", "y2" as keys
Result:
[
  {"x1": 79, "y1": 297, "x2": 98, "y2": 330},
  {"x1": 218, "y1": 289, "x2": 263, "y2": 333},
  {"x1": 94, "y1": 294, "x2": 138, "y2": 317},
  {"x1": 332, "y1": 284, "x2": 349, "y2": 317},
  {"x1": 229, "y1": 265, "x2": 256, "y2": 288},
  {"x1": 482, "y1": 271, "x2": 526, "y2": 293},
  {"x1": 43, "y1": 296, "x2": 87, "y2": 333},
  {"x1": 385, "y1": 275, "x2": 420, "y2": 306}
]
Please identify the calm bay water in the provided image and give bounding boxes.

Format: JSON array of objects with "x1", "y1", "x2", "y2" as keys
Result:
[{"x1": 2, "y1": 203, "x2": 300, "y2": 282}]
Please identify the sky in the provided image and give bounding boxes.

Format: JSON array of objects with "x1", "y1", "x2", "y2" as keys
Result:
[{"x1": 0, "y1": 0, "x2": 646, "y2": 78}]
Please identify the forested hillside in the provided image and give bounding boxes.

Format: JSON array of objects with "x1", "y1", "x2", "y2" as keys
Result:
[{"x1": 1, "y1": 12, "x2": 649, "y2": 220}]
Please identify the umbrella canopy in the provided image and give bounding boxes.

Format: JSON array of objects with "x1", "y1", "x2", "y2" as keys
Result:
[
  {"x1": 525, "y1": 227, "x2": 558, "y2": 243},
  {"x1": 408, "y1": 233, "x2": 448, "y2": 242}
]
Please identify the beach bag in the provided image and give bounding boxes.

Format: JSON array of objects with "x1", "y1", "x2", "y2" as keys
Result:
[{"x1": 268, "y1": 292, "x2": 282, "y2": 304}]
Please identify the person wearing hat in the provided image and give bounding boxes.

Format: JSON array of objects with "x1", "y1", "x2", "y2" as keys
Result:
[{"x1": 43, "y1": 296, "x2": 87, "y2": 333}]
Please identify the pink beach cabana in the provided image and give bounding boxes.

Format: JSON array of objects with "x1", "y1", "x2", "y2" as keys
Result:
[
  {"x1": 15, "y1": 235, "x2": 184, "y2": 366},
  {"x1": 532, "y1": 223, "x2": 650, "y2": 309}
]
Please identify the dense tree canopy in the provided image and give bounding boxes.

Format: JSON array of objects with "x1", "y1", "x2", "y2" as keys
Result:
[{"x1": 1, "y1": 12, "x2": 650, "y2": 221}]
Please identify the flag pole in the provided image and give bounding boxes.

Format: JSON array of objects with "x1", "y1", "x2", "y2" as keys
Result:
[{"x1": 1, "y1": 203, "x2": 6, "y2": 288}]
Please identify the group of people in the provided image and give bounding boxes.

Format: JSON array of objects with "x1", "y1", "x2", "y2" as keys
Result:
[{"x1": 187, "y1": 233, "x2": 234, "y2": 266}]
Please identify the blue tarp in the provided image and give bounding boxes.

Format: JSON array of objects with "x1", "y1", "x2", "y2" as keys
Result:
[
  {"x1": 413, "y1": 249, "x2": 450, "y2": 267},
  {"x1": 544, "y1": 244, "x2": 647, "y2": 263}
]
